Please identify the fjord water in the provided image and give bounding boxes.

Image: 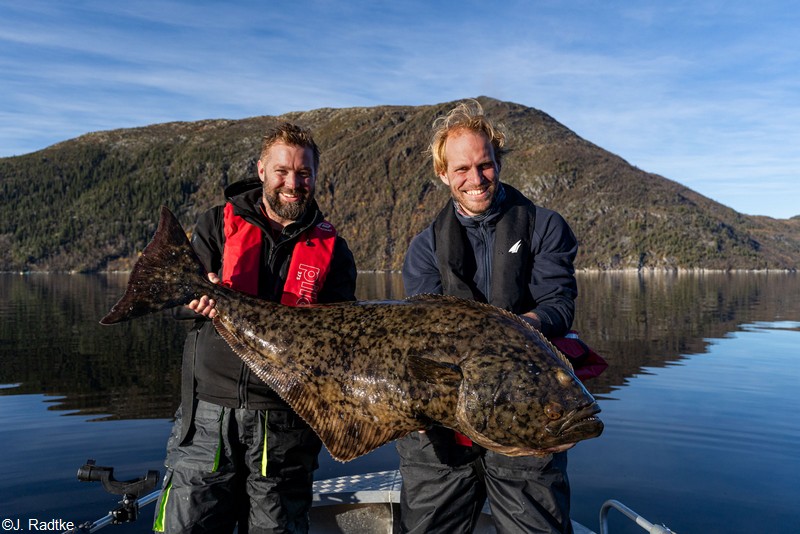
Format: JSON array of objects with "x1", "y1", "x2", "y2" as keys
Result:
[{"x1": 1, "y1": 272, "x2": 798, "y2": 533}]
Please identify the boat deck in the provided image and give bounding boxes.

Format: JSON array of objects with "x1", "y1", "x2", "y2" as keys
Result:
[{"x1": 310, "y1": 470, "x2": 595, "y2": 534}]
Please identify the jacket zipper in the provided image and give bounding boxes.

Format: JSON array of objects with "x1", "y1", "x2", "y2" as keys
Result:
[{"x1": 478, "y1": 221, "x2": 492, "y2": 302}]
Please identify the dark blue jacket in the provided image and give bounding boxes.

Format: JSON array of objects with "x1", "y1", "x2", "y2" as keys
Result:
[{"x1": 403, "y1": 184, "x2": 577, "y2": 338}]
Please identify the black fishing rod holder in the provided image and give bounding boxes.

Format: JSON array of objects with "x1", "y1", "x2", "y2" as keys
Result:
[{"x1": 77, "y1": 459, "x2": 160, "y2": 524}]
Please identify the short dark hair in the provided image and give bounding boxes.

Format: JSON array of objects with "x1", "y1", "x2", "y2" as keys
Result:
[{"x1": 260, "y1": 122, "x2": 320, "y2": 170}]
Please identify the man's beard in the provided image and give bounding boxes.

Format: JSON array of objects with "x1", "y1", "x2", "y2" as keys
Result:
[{"x1": 265, "y1": 188, "x2": 312, "y2": 221}]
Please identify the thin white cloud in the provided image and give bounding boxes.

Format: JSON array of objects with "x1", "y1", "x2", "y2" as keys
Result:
[{"x1": 1, "y1": 0, "x2": 798, "y2": 217}]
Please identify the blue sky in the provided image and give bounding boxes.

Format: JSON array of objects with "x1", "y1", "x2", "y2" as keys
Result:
[{"x1": 1, "y1": 1, "x2": 798, "y2": 218}]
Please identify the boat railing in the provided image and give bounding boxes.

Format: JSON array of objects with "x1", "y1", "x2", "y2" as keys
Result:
[{"x1": 599, "y1": 499, "x2": 675, "y2": 534}]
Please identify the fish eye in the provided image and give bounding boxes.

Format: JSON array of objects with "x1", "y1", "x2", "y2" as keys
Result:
[
  {"x1": 555, "y1": 369, "x2": 572, "y2": 387},
  {"x1": 545, "y1": 402, "x2": 564, "y2": 420}
]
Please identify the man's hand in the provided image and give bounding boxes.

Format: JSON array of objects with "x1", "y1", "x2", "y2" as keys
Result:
[
  {"x1": 186, "y1": 273, "x2": 221, "y2": 318},
  {"x1": 520, "y1": 311, "x2": 542, "y2": 330}
]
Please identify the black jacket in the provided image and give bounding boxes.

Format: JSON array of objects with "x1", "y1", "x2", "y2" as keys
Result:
[{"x1": 183, "y1": 179, "x2": 357, "y2": 414}]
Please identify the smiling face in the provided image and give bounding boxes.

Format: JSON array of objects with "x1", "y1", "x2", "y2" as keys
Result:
[
  {"x1": 257, "y1": 142, "x2": 316, "y2": 227},
  {"x1": 438, "y1": 129, "x2": 500, "y2": 216}
]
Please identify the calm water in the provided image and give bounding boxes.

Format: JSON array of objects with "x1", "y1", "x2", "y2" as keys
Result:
[{"x1": 1, "y1": 272, "x2": 799, "y2": 533}]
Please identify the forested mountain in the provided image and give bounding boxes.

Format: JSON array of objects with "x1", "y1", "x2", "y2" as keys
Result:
[{"x1": 1, "y1": 97, "x2": 798, "y2": 272}]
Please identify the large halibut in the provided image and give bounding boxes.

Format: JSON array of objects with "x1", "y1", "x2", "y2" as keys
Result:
[{"x1": 102, "y1": 207, "x2": 603, "y2": 461}]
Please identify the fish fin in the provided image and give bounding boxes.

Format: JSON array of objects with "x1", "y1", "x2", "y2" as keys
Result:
[
  {"x1": 312, "y1": 412, "x2": 417, "y2": 462},
  {"x1": 406, "y1": 294, "x2": 537, "y2": 331},
  {"x1": 405, "y1": 293, "x2": 463, "y2": 304},
  {"x1": 541, "y1": 336, "x2": 575, "y2": 372},
  {"x1": 212, "y1": 318, "x2": 256, "y2": 366},
  {"x1": 100, "y1": 206, "x2": 211, "y2": 325},
  {"x1": 407, "y1": 356, "x2": 463, "y2": 386},
  {"x1": 406, "y1": 294, "x2": 575, "y2": 371},
  {"x1": 213, "y1": 317, "x2": 418, "y2": 462}
]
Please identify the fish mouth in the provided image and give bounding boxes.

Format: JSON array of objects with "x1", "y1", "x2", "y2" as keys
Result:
[
  {"x1": 545, "y1": 402, "x2": 603, "y2": 439},
  {"x1": 456, "y1": 401, "x2": 603, "y2": 458}
]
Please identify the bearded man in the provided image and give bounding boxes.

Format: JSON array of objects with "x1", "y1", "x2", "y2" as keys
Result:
[{"x1": 154, "y1": 123, "x2": 357, "y2": 533}]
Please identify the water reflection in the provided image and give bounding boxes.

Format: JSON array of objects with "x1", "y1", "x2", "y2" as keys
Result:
[
  {"x1": 0, "y1": 274, "x2": 186, "y2": 419},
  {"x1": 355, "y1": 270, "x2": 406, "y2": 301},
  {"x1": 0, "y1": 272, "x2": 798, "y2": 419},
  {"x1": 573, "y1": 271, "x2": 800, "y2": 395}
]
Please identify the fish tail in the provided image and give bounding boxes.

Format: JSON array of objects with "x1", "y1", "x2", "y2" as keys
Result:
[{"x1": 100, "y1": 206, "x2": 213, "y2": 325}]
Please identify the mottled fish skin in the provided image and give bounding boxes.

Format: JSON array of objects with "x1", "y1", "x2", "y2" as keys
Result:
[{"x1": 102, "y1": 207, "x2": 603, "y2": 462}]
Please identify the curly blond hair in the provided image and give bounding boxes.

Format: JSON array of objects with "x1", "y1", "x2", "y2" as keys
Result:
[{"x1": 430, "y1": 99, "x2": 507, "y2": 175}]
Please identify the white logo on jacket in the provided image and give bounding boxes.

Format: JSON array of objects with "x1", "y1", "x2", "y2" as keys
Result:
[{"x1": 508, "y1": 239, "x2": 523, "y2": 253}]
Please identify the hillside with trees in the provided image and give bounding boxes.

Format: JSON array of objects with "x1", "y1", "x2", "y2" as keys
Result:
[{"x1": 1, "y1": 97, "x2": 798, "y2": 272}]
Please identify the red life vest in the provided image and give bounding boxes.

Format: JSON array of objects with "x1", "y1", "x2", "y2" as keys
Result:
[
  {"x1": 221, "y1": 202, "x2": 337, "y2": 305},
  {"x1": 550, "y1": 331, "x2": 608, "y2": 383}
]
